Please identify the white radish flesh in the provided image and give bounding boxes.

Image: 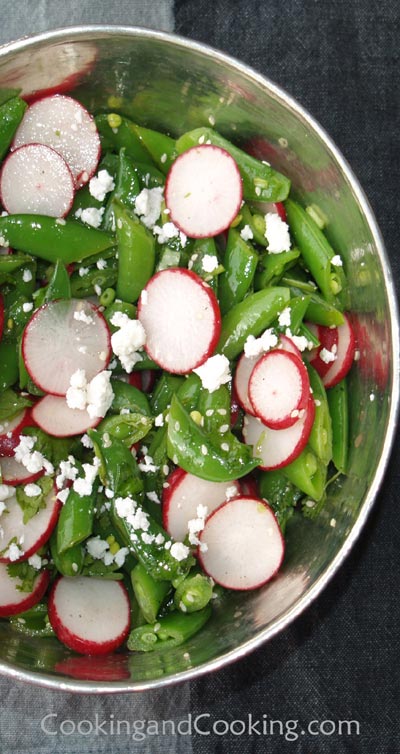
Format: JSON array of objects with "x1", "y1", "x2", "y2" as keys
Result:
[
  {"x1": 162, "y1": 468, "x2": 240, "y2": 542},
  {"x1": 165, "y1": 145, "x2": 242, "y2": 238},
  {"x1": 248, "y1": 349, "x2": 310, "y2": 429},
  {"x1": 243, "y1": 397, "x2": 315, "y2": 470},
  {"x1": 322, "y1": 315, "x2": 355, "y2": 388},
  {"x1": 234, "y1": 353, "x2": 261, "y2": 415},
  {"x1": 48, "y1": 577, "x2": 130, "y2": 655},
  {"x1": 32, "y1": 395, "x2": 100, "y2": 438},
  {"x1": 138, "y1": 269, "x2": 221, "y2": 374},
  {"x1": 0, "y1": 144, "x2": 75, "y2": 217},
  {"x1": 0, "y1": 564, "x2": 49, "y2": 617},
  {"x1": 0, "y1": 409, "x2": 33, "y2": 457},
  {"x1": 0, "y1": 456, "x2": 43, "y2": 486},
  {"x1": 0, "y1": 485, "x2": 59, "y2": 563},
  {"x1": 199, "y1": 496, "x2": 284, "y2": 590},
  {"x1": 277, "y1": 333, "x2": 302, "y2": 360},
  {"x1": 22, "y1": 299, "x2": 111, "y2": 396},
  {"x1": 12, "y1": 95, "x2": 100, "y2": 187}
]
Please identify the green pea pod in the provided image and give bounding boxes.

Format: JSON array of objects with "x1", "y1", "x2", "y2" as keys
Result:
[
  {"x1": 239, "y1": 204, "x2": 269, "y2": 246},
  {"x1": 0, "y1": 253, "x2": 34, "y2": 275},
  {"x1": 71, "y1": 153, "x2": 118, "y2": 218},
  {"x1": 45, "y1": 260, "x2": 71, "y2": 302},
  {"x1": 197, "y1": 384, "x2": 231, "y2": 434},
  {"x1": 70, "y1": 260, "x2": 117, "y2": 298},
  {"x1": 176, "y1": 128, "x2": 291, "y2": 202},
  {"x1": 150, "y1": 373, "x2": 184, "y2": 415},
  {"x1": 167, "y1": 395, "x2": 259, "y2": 482},
  {"x1": 176, "y1": 373, "x2": 203, "y2": 412},
  {"x1": 134, "y1": 125, "x2": 178, "y2": 174},
  {"x1": 306, "y1": 364, "x2": 333, "y2": 466},
  {"x1": 282, "y1": 446, "x2": 327, "y2": 502},
  {"x1": 288, "y1": 283, "x2": 345, "y2": 326},
  {"x1": 285, "y1": 199, "x2": 346, "y2": 302},
  {"x1": 188, "y1": 237, "x2": 222, "y2": 292},
  {"x1": 0, "y1": 216, "x2": 115, "y2": 264},
  {"x1": 254, "y1": 248, "x2": 300, "y2": 289},
  {"x1": 95, "y1": 113, "x2": 152, "y2": 164},
  {"x1": 10, "y1": 261, "x2": 37, "y2": 299},
  {"x1": 142, "y1": 426, "x2": 169, "y2": 523},
  {"x1": 110, "y1": 379, "x2": 152, "y2": 416},
  {"x1": 218, "y1": 228, "x2": 258, "y2": 314},
  {"x1": 2, "y1": 295, "x2": 32, "y2": 341},
  {"x1": 114, "y1": 202, "x2": 155, "y2": 302},
  {"x1": 217, "y1": 286, "x2": 290, "y2": 360},
  {"x1": 131, "y1": 563, "x2": 171, "y2": 624},
  {"x1": 127, "y1": 605, "x2": 212, "y2": 652},
  {"x1": 97, "y1": 413, "x2": 153, "y2": 446},
  {"x1": 88, "y1": 430, "x2": 143, "y2": 498},
  {"x1": 299, "y1": 321, "x2": 320, "y2": 346},
  {"x1": 0, "y1": 96, "x2": 27, "y2": 161},
  {"x1": 0, "y1": 341, "x2": 18, "y2": 390},
  {"x1": 50, "y1": 531, "x2": 84, "y2": 577},
  {"x1": 174, "y1": 572, "x2": 213, "y2": 613},
  {"x1": 275, "y1": 295, "x2": 311, "y2": 334},
  {"x1": 56, "y1": 487, "x2": 96, "y2": 554},
  {"x1": 134, "y1": 161, "x2": 165, "y2": 189},
  {"x1": 258, "y1": 470, "x2": 302, "y2": 534},
  {"x1": 102, "y1": 149, "x2": 141, "y2": 231},
  {"x1": 327, "y1": 378, "x2": 349, "y2": 474}
]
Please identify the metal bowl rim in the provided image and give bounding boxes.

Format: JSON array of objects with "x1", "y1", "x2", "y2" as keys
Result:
[{"x1": 0, "y1": 24, "x2": 398, "y2": 693}]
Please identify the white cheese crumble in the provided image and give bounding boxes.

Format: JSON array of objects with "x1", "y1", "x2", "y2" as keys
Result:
[
  {"x1": 264, "y1": 212, "x2": 291, "y2": 253},
  {"x1": 193, "y1": 354, "x2": 231, "y2": 393},
  {"x1": 66, "y1": 369, "x2": 114, "y2": 419},
  {"x1": 22, "y1": 302, "x2": 33, "y2": 313},
  {"x1": 23, "y1": 483, "x2": 41, "y2": 498},
  {"x1": 22, "y1": 268, "x2": 33, "y2": 283},
  {"x1": 6, "y1": 543, "x2": 23, "y2": 561},
  {"x1": 331, "y1": 254, "x2": 343, "y2": 267},
  {"x1": 73, "y1": 457, "x2": 101, "y2": 497},
  {"x1": 240, "y1": 224, "x2": 254, "y2": 241},
  {"x1": 170, "y1": 542, "x2": 190, "y2": 561},
  {"x1": 89, "y1": 169, "x2": 115, "y2": 202},
  {"x1": 201, "y1": 254, "x2": 219, "y2": 274},
  {"x1": 278, "y1": 307, "x2": 291, "y2": 328},
  {"x1": 75, "y1": 206, "x2": 104, "y2": 228},
  {"x1": 110, "y1": 312, "x2": 146, "y2": 373},
  {"x1": 187, "y1": 504, "x2": 208, "y2": 548},
  {"x1": 14, "y1": 435, "x2": 54, "y2": 475},
  {"x1": 155, "y1": 413, "x2": 164, "y2": 427},
  {"x1": 96, "y1": 258, "x2": 107, "y2": 270},
  {"x1": 28, "y1": 553, "x2": 42, "y2": 570},
  {"x1": 153, "y1": 221, "x2": 187, "y2": 247},
  {"x1": 319, "y1": 348, "x2": 337, "y2": 365},
  {"x1": 73, "y1": 309, "x2": 94, "y2": 325},
  {"x1": 134, "y1": 187, "x2": 163, "y2": 229},
  {"x1": 244, "y1": 328, "x2": 278, "y2": 358}
]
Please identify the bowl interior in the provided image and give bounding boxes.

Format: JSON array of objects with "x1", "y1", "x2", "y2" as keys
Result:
[{"x1": 0, "y1": 28, "x2": 398, "y2": 691}]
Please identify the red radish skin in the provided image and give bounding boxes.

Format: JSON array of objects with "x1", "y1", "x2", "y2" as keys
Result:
[
  {"x1": 162, "y1": 468, "x2": 240, "y2": 542},
  {"x1": 0, "y1": 143, "x2": 75, "y2": 217},
  {"x1": 22, "y1": 298, "x2": 111, "y2": 396},
  {"x1": 322, "y1": 314, "x2": 355, "y2": 389},
  {"x1": 243, "y1": 397, "x2": 316, "y2": 470},
  {"x1": 12, "y1": 95, "x2": 101, "y2": 187},
  {"x1": 307, "y1": 323, "x2": 339, "y2": 378},
  {"x1": 165, "y1": 145, "x2": 243, "y2": 238},
  {"x1": 0, "y1": 409, "x2": 33, "y2": 456},
  {"x1": 248, "y1": 349, "x2": 310, "y2": 429},
  {"x1": 48, "y1": 577, "x2": 131, "y2": 655},
  {"x1": 0, "y1": 565, "x2": 50, "y2": 618},
  {"x1": 277, "y1": 334, "x2": 303, "y2": 360},
  {"x1": 0, "y1": 456, "x2": 44, "y2": 486},
  {"x1": 0, "y1": 484, "x2": 60, "y2": 564},
  {"x1": 198, "y1": 496, "x2": 285, "y2": 590},
  {"x1": 32, "y1": 395, "x2": 101, "y2": 438},
  {"x1": 137, "y1": 269, "x2": 221, "y2": 374}
]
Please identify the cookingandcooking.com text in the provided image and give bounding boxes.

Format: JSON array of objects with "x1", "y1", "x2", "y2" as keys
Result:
[{"x1": 40, "y1": 713, "x2": 360, "y2": 741}]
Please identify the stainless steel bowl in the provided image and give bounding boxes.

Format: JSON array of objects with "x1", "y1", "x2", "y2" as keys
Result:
[{"x1": 0, "y1": 26, "x2": 398, "y2": 692}]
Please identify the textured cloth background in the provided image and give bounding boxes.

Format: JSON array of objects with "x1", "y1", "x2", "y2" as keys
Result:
[{"x1": 0, "y1": 1, "x2": 399, "y2": 752}]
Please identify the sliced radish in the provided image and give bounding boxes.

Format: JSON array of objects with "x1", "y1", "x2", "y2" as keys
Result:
[
  {"x1": 165, "y1": 145, "x2": 242, "y2": 238},
  {"x1": 248, "y1": 349, "x2": 310, "y2": 429},
  {"x1": 199, "y1": 496, "x2": 284, "y2": 590},
  {"x1": 137, "y1": 269, "x2": 221, "y2": 374},
  {"x1": 239, "y1": 475, "x2": 259, "y2": 497},
  {"x1": 31, "y1": 395, "x2": 100, "y2": 438},
  {"x1": 252, "y1": 201, "x2": 287, "y2": 222},
  {"x1": 277, "y1": 333, "x2": 303, "y2": 360},
  {"x1": 307, "y1": 322, "x2": 338, "y2": 378},
  {"x1": 0, "y1": 144, "x2": 74, "y2": 217},
  {"x1": 243, "y1": 397, "x2": 315, "y2": 470},
  {"x1": 162, "y1": 467, "x2": 240, "y2": 541},
  {"x1": 0, "y1": 484, "x2": 59, "y2": 563},
  {"x1": 0, "y1": 564, "x2": 49, "y2": 618},
  {"x1": 234, "y1": 353, "x2": 261, "y2": 416},
  {"x1": 22, "y1": 298, "x2": 111, "y2": 396},
  {"x1": 120, "y1": 369, "x2": 157, "y2": 393},
  {"x1": 322, "y1": 314, "x2": 355, "y2": 389},
  {"x1": 0, "y1": 456, "x2": 44, "y2": 486},
  {"x1": 48, "y1": 577, "x2": 130, "y2": 655},
  {"x1": 12, "y1": 95, "x2": 100, "y2": 187},
  {"x1": 0, "y1": 409, "x2": 33, "y2": 457}
]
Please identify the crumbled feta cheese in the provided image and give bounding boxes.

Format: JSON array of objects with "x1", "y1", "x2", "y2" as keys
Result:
[
  {"x1": 28, "y1": 553, "x2": 42, "y2": 570},
  {"x1": 278, "y1": 307, "x2": 291, "y2": 328},
  {"x1": 86, "y1": 537, "x2": 109, "y2": 559},
  {"x1": 193, "y1": 354, "x2": 231, "y2": 393},
  {"x1": 155, "y1": 413, "x2": 164, "y2": 427},
  {"x1": 331, "y1": 254, "x2": 343, "y2": 267},
  {"x1": 115, "y1": 496, "x2": 150, "y2": 533},
  {"x1": 134, "y1": 187, "x2": 163, "y2": 229},
  {"x1": 153, "y1": 221, "x2": 187, "y2": 247},
  {"x1": 86, "y1": 371, "x2": 114, "y2": 419},
  {"x1": 22, "y1": 268, "x2": 32, "y2": 283},
  {"x1": 244, "y1": 328, "x2": 278, "y2": 358},
  {"x1": 81, "y1": 433, "x2": 93, "y2": 449},
  {"x1": 96, "y1": 258, "x2": 107, "y2": 270},
  {"x1": 240, "y1": 224, "x2": 254, "y2": 241},
  {"x1": 73, "y1": 458, "x2": 101, "y2": 497},
  {"x1": 146, "y1": 491, "x2": 160, "y2": 504},
  {"x1": 138, "y1": 455, "x2": 158, "y2": 474},
  {"x1": 78, "y1": 267, "x2": 89, "y2": 277},
  {"x1": 22, "y1": 302, "x2": 33, "y2": 313},
  {"x1": 76, "y1": 207, "x2": 104, "y2": 228},
  {"x1": 170, "y1": 542, "x2": 190, "y2": 561},
  {"x1": 14, "y1": 435, "x2": 53, "y2": 475},
  {"x1": 89, "y1": 169, "x2": 115, "y2": 202},
  {"x1": 201, "y1": 254, "x2": 219, "y2": 273},
  {"x1": 264, "y1": 212, "x2": 291, "y2": 253},
  {"x1": 369, "y1": 393, "x2": 375, "y2": 402},
  {"x1": 73, "y1": 310, "x2": 94, "y2": 325},
  {"x1": 319, "y1": 348, "x2": 337, "y2": 365},
  {"x1": 110, "y1": 312, "x2": 146, "y2": 373},
  {"x1": 23, "y1": 483, "x2": 41, "y2": 498},
  {"x1": 7, "y1": 543, "x2": 23, "y2": 561},
  {"x1": 287, "y1": 333, "x2": 310, "y2": 352}
]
